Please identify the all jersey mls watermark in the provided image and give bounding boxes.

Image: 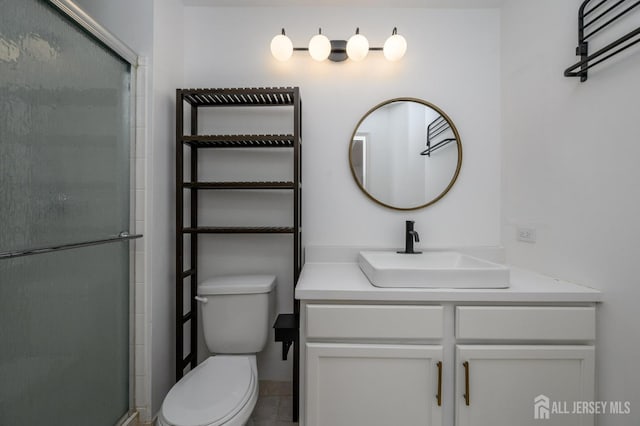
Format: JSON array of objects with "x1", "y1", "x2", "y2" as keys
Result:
[{"x1": 534, "y1": 395, "x2": 631, "y2": 420}]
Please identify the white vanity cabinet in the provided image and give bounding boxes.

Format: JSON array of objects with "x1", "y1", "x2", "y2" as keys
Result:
[
  {"x1": 455, "y1": 345, "x2": 594, "y2": 426},
  {"x1": 303, "y1": 304, "x2": 445, "y2": 426},
  {"x1": 455, "y1": 306, "x2": 596, "y2": 426},
  {"x1": 306, "y1": 343, "x2": 443, "y2": 426},
  {"x1": 301, "y1": 302, "x2": 596, "y2": 426}
]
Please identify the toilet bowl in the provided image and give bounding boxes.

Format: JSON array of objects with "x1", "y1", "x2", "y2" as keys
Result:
[
  {"x1": 158, "y1": 355, "x2": 258, "y2": 426},
  {"x1": 158, "y1": 274, "x2": 276, "y2": 426}
]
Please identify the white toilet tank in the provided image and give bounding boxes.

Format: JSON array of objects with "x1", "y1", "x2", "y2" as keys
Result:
[{"x1": 197, "y1": 275, "x2": 276, "y2": 354}]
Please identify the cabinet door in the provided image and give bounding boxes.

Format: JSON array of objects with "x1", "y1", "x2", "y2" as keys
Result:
[
  {"x1": 456, "y1": 345, "x2": 595, "y2": 426},
  {"x1": 306, "y1": 343, "x2": 443, "y2": 426}
]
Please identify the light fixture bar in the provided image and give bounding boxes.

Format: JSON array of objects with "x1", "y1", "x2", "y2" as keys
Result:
[{"x1": 271, "y1": 27, "x2": 406, "y2": 62}]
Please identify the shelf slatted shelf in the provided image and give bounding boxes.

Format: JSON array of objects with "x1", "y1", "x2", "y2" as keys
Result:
[
  {"x1": 181, "y1": 87, "x2": 297, "y2": 106},
  {"x1": 182, "y1": 134, "x2": 294, "y2": 148},
  {"x1": 182, "y1": 226, "x2": 295, "y2": 234},
  {"x1": 182, "y1": 181, "x2": 295, "y2": 190}
]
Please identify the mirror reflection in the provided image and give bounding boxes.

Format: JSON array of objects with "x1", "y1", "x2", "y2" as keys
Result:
[{"x1": 349, "y1": 98, "x2": 462, "y2": 210}]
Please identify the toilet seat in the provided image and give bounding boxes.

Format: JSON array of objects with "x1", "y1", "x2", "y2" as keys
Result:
[{"x1": 160, "y1": 355, "x2": 257, "y2": 426}]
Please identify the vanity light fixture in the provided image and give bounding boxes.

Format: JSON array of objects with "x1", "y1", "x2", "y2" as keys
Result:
[
  {"x1": 270, "y1": 29, "x2": 294, "y2": 61},
  {"x1": 270, "y1": 27, "x2": 407, "y2": 62},
  {"x1": 308, "y1": 28, "x2": 332, "y2": 61},
  {"x1": 383, "y1": 27, "x2": 408, "y2": 61},
  {"x1": 346, "y1": 28, "x2": 370, "y2": 61}
]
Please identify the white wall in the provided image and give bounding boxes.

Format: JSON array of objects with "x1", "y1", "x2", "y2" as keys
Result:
[
  {"x1": 501, "y1": 1, "x2": 640, "y2": 424},
  {"x1": 183, "y1": 6, "x2": 501, "y2": 247},
  {"x1": 151, "y1": 0, "x2": 185, "y2": 418},
  {"x1": 182, "y1": 5, "x2": 501, "y2": 381}
]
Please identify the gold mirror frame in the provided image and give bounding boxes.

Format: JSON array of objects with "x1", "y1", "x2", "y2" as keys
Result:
[{"x1": 348, "y1": 97, "x2": 463, "y2": 211}]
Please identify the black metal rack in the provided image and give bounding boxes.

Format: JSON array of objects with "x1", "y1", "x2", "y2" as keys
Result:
[
  {"x1": 175, "y1": 87, "x2": 302, "y2": 421},
  {"x1": 565, "y1": 0, "x2": 640, "y2": 81},
  {"x1": 420, "y1": 116, "x2": 457, "y2": 157}
]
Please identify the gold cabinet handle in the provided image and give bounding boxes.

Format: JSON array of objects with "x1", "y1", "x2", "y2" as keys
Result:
[
  {"x1": 463, "y1": 361, "x2": 470, "y2": 406},
  {"x1": 436, "y1": 361, "x2": 443, "y2": 406}
]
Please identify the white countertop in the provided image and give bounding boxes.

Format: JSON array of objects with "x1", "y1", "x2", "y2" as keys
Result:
[{"x1": 295, "y1": 262, "x2": 602, "y2": 303}]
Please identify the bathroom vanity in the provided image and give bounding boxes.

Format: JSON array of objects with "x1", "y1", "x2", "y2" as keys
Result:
[{"x1": 295, "y1": 247, "x2": 601, "y2": 426}]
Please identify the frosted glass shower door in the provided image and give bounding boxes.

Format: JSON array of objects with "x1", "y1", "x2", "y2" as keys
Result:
[{"x1": 1, "y1": 0, "x2": 136, "y2": 424}]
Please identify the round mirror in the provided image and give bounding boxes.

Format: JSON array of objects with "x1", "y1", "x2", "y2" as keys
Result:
[{"x1": 349, "y1": 98, "x2": 462, "y2": 210}]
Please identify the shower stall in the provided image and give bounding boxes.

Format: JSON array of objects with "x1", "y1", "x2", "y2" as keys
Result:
[{"x1": 0, "y1": 0, "x2": 141, "y2": 424}]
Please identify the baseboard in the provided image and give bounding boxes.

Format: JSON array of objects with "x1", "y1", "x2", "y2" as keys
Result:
[{"x1": 119, "y1": 409, "x2": 154, "y2": 426}]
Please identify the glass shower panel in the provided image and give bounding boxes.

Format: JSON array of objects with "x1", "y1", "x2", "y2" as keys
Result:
[
  {"x1": 0, "y1": 0, "x2": 131, "y2": 253},
  {"x1": 0, "y1": 0, "x2": 132, "y2": 424},
  {"x1": 0, "y1": 244, "x2": 129, "y2": 425}
]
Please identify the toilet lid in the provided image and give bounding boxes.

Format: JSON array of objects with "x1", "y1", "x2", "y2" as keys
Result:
[{"x1": 162, "y1": 356, "x2": 254, "y2": 426}]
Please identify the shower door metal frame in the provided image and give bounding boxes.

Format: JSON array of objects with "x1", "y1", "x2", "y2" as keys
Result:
[{"x1": 43, "y1": 1, "x2": 141, "y2": 424}]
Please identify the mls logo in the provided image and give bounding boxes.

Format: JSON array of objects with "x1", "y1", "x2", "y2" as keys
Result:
[{"x1": 534, "y1": 394, "x2": 551, "y2": 420}]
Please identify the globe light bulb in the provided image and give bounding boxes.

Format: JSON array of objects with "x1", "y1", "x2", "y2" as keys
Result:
[
  {"x1": 270, "y1": 29, "x2": 293, "y2": 62},
  {"x1": 383, "y1": 28, "x2": 407, "y2": 61},
  {"x1": 308, "y1": 29, "x2": 331, "y2": 61},
  {"x1": 346, "y1": 28, "x2": 369, "y2": 61}
]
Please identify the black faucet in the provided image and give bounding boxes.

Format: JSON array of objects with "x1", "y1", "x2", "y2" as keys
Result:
[{"x1": 398, "y1": 220, "x2": 422, "y2": 254}]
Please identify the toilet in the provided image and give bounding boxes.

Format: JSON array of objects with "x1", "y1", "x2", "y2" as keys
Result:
[{"x1": 158, "y1": 274, "x2": 276, "y2": 426}]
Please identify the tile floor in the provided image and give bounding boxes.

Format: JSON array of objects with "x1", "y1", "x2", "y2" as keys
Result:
[{"x1": 246, "y1": 380, "x2": 298, "y2": 426}]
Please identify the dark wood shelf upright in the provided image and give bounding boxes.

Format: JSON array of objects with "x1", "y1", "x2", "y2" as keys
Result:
[{"x1": 175, "y1": 87, "x2": 302, "y2": 421}]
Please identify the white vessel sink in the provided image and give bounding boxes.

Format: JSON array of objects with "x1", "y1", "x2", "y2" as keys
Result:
[{"x1": 358, "y1": 251, "x2": 510, "y2": 288}]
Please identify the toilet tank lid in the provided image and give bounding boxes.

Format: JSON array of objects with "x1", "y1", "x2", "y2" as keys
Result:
[{"x1": 198, "y1": 274, "x2": 276, "y2": 295}]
